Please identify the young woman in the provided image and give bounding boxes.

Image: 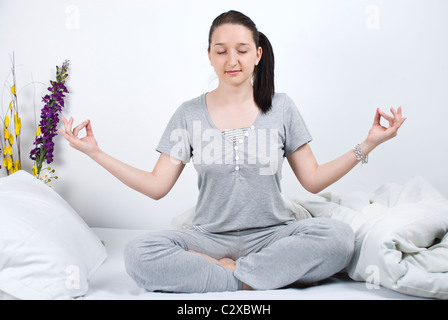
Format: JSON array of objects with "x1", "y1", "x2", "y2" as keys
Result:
[{"x1": 59, "y1": 10, "x2": 406, "y2": 293}]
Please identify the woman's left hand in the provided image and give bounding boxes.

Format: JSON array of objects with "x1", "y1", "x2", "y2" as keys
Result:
[{"x1": 364, "y1": 107, "x2": 407, "y2": 151}]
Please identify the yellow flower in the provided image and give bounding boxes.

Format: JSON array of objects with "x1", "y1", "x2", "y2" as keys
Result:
[
  {"x1": 32, "y1": 166, "x2": 38, "y2": 177},
  {"x1": 4, "y1": 127, "x2": 9, "y2": 140},
  {"x1": 3, "y1": 158, "x2": 7, "y2": 168},
  {"x1": 36, "y1": 126, "x2": 41, "y2": 137},
  {"x1": 8, "y1": 134, "x2": 14, "y2": 145},
  {"x1": 9, "y1": 101, "x2": 13, "y2": 111},
  {"x1": 7, "y1": 158, "x2": 13, "y2": 171},
  {"x1": 14, "y1": 160, "x2": 21, "y2": 171},
  {"x1": 5, "y1": 115, "x2": 10, "y2": 128},
  {"x1": 11, "y1": 85, "x2": 16, "y2": 96},
  {"x1": 15, "y1": 120, "x2": 21, "y2": 136},
  {"x1": 6, "y1": 145, "x2": 13, "y2": 156}
]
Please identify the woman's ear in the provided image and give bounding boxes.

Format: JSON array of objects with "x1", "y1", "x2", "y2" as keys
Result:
[{"x1": 256, "y1": 46, "x2": 263, "y2": 66}]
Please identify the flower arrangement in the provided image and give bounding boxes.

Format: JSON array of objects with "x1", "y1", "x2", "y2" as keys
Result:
[
  {"x1": 30, "y1": 60, "x2": 70, "y2": 179},
  {"x1": 1, "y1": 54, "x2": 22, "y2": 175},
  {"x1": 1, "y1": 55, "x2": 70, "y2": 186}
]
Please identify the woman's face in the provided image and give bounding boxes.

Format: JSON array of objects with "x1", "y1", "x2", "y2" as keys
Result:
[{"x1": 208, "y1": 23, "x2": 262, "y2": 88}]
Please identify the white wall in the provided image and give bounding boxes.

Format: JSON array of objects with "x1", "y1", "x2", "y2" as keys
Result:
[{"x1": 1, "y1": 0, "x2": 447, "y2": 230}]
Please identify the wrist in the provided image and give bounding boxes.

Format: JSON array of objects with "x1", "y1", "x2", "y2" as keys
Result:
[
  {"x1": 89, "y1": 148, "x2": 102, "y2": 161},
  {"x1": 361, "y1": 140, "x2": 376, "y2": 156}
]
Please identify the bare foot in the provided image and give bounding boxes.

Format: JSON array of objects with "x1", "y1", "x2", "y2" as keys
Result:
[
  {"x1": 188, "y1": 250, "x2": 253, "y2": 290},
  {"x1": 217, "y1": 258, "x2": 236, "y2": 271},
  {"x1": 188, "y1": 250, "x2": 236, "y2": 270},
  {"x1": 188, "y1": 250, "x2": 220, "y2": 265}
]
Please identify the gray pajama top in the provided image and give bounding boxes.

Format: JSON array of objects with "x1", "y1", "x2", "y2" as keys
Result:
[{"x1": 156, "y1": 93, "x2": 312, "y2": 233}]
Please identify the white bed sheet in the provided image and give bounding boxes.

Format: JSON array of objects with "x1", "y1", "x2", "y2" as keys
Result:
[{"x1": 83, "y1": 228, "x2": 426, "y2": 300}]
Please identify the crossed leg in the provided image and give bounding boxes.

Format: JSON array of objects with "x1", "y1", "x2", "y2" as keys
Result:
[{"x1": 124, "y1": 218, "x2": 354, "y2": 293}]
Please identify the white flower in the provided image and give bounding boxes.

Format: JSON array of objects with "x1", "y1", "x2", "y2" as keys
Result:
[{"x1": 38, "y1": 171, "x2": 50, "y2": 181}]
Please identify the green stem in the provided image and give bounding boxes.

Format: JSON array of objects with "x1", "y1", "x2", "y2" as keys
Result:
[{"x1": 35, "y1": 146, "x2": 47, "y2": 177}]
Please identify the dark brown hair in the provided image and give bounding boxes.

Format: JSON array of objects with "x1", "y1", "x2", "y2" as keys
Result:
[{"x1": 208, "y1": 10, "x2": 275, "y2": 114}]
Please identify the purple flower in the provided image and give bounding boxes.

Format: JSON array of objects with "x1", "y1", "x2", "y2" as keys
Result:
[{"x1": 30, "y1": 61, "x2": 70, "y2": 173}]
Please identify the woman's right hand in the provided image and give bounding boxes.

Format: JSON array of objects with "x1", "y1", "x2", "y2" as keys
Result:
[{"x1": 58, "y1": 117, "x2": 101, "y2": 159}]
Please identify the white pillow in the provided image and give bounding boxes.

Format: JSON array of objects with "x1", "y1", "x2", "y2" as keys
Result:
[{"x1": 0, "y1": 171, "x2": 107, "y2": 300}]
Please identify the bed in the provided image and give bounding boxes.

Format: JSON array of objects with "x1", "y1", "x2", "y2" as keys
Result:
[
  {"x1": 0, "y1": 171, "x2": 446, "y2": 300},
  {"x1": 83, "y1": 227, "x2": 424, "y2": 300}
]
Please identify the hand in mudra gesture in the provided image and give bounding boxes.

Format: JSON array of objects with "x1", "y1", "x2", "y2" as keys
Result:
[
  {"x1": 58, "y1": 117, "x2": 100, "y2": 158},
  {"x1": 365, "y1": 107, "x2": 407, "y2": 149}
]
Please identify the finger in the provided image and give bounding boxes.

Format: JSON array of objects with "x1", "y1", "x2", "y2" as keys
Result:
[
  {"x1": 390, "y1": 107, "x2": 396, "y2": 117},
  {"x1": 390, "y1": 107, "x2": 401, "y2": 122},
  {"x1": 387, "y1": 115, "x2": 407, "y2": 135},
  {"x1": 65, "y1": 116, "x2": 74, "y2": 134},
  {"x1": 397, "y1": 117, "x2": 407, "y2": 128},
  {"x1": 72, "y1": 120, "x2": 90, "y2": 137},
  {"x1": 62, "y1": 117, "x2": 75, "y2": 137},
  {"x1": 85, "y1": 120, "x2": 94, "y2": 137},
  {"x1": 397, "y1": 107, "x2": 405, "y2": 125},
  {"x1": 373, "y1": 108, "x2": 381, "y2": 125},
  {"x1": 61, "y1": 117, "x2": 69, "y2": 132},
  {"x1": 57, "y1": 128, "x2": 71, "y2": 141},
  {"x1": 392, "y1": 107, "x2": 406, "y2": 127},
  {"x1": 379, "y1": 109, "x2": 394, "y2": 126}
]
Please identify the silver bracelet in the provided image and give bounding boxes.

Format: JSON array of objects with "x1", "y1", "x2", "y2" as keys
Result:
[{"x1": 354, "y1": 144, "x2": 368, "y2": 164}]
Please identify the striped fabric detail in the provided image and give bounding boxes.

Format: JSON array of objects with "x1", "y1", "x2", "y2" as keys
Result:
[
  {"x1": 192, "y1": 225, "x2": 208, "y2": 233},
  {"x1": 222, "y1": 127, "x2": 250, "y2": 144}
]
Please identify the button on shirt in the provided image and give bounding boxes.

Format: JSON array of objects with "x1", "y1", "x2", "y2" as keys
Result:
[{"x1": 156, "y1": 93, "x2": 312, "y2": 233}]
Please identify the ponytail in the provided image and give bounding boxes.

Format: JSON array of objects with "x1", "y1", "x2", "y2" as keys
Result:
[
  {"x1": 254, "y1": 32, "x2": 275, "y2": 114},
  {"x1": 208, "y1": 11, "x2": 276, "y2": 114}
]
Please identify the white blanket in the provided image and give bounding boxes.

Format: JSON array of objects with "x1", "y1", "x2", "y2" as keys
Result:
[{"x1": 286, "y1": 176, "x2": 448, "y2": 300}]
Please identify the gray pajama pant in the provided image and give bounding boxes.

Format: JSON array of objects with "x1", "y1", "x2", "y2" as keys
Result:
[{"x1": 124, "y1": 218, "x2": 355, "y2": 293}]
